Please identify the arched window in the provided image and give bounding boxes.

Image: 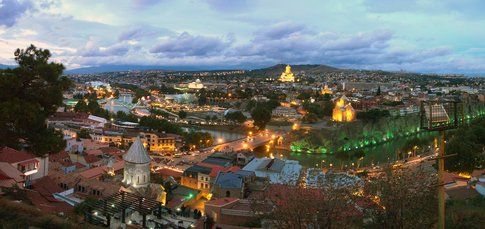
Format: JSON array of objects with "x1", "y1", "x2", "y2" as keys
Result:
[
  {"x1": 225, "y1": 191, "x2": 230, "y2": 197},
  {"x1": 137, "y1": 176, "x2": 140, "y2": 184}
]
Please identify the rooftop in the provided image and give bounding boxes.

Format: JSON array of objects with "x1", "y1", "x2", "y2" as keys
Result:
[
  {"x1": 0, "y1": 147, "x2": 36, "y2": 164},
  {"x1": 213, "y1": 172, "x2": 244, "y2": 189},
  {"x1": 123, "y1": 137, "x2": 151, "y2": 164}
]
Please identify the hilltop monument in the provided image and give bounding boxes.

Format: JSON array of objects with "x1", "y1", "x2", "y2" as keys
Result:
[{"x1": 279, "y1": 65, "x2": 295, "y2": 82}]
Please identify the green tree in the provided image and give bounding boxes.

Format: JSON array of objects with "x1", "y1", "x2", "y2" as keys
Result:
[
  {"x1": 0, "y1": 45, "x2": 71, "y2": 156},
  {"x1": 184, "y1": 131, "x2": 213, "y2": 149},
  {"x1": 77, "y1": 129, "x2": 91, "y2": 139},
  {"x1": 113, "y1": 89, "x2": 120, "y2": 98},
  {"x1": 178, "y1": 110, "x2": 187, "y2": 119},
  {"x1": 445, "y1": 117, "x2": 485, "y2": 173},
  {"x1": 251, "y1": 105, "x2": 272, "y2": 130},
  {"x1": 225, "y1": 111, "x2": 247, "y2": 123},
  {"x1": 364, "y1": 166, "x2": 438, "y2": 228},
  {"x1": 74, "y1": 99, "x2": 88, "y2": 112}
]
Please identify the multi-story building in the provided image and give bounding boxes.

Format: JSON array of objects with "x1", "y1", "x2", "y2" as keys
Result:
[
  {"x1": 90, "y1": 131, "x2": 180, "y2": 153},
  {"x1": 181, "y1": 165, "x2": 212, "y2": 191}
]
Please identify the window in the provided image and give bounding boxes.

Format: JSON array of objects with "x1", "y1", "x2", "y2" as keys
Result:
[{"x1": 225, "y1": 191, "x2": 230, "y2": 197}]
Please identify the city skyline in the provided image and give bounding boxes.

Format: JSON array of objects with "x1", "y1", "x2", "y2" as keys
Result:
[{"x1": 1, "y1": 0, "x2": 485, "y2": 75}]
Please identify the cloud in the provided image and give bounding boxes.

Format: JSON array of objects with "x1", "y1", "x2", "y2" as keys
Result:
[
  {"x1": 149, "y1": 32, "x2": 233, "y2": 57},
  {"x1": 363, "y1": 0, "x2": 420, "y2": 13},
  {"x1": 131, "y1": 0, "x2": 164, "y2": 8},
  {"x1": 205, "y1": 0, "x2": 252, "y2": 12},
  {"x1": 118, "y1": 25, "x2": 172, "y2": 42},
  {"x1": 0, "y1": 0, "x2": 34, "y2": 27},
  {"x1": 254, "y1": 21, "x2": 309, "y2": 40},
  {"x1": 76, "y1": 38, "x2": 132, "y2": 57},
  {"x1": 235, "y1": 24, "x2": 396, "y2": 65}
]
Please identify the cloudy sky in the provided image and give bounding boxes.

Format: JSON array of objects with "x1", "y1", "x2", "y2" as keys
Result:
[{"x1": 0, "y1": 0, "x2": 484, "y2": 74}]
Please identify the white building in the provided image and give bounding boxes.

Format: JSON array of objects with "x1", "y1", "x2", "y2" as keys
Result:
[
  {"x1": 188, "y1": 79, "x2": 204, "y2": 90},
  {"x1": 271, "y1": 106, "x2": 303, "y2": 120},
  {"x1": 242, "y1": 157, "x2": 302, "y2": 185},
  {"x1": 122, "y1": 137, "x2": 151, "y2": 188}
]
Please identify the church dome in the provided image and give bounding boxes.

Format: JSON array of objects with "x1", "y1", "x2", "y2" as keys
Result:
[{"x1": 123, "y1": 137, "x2": 151, "y2": 164}]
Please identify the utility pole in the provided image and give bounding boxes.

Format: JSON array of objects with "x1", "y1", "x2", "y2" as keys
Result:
[
  {"x1": 438, "y1": 130, "x2": 445, "y2": 229},
  {"x1": 420, "y1": 100, "x2": 462, "y2": 229}
]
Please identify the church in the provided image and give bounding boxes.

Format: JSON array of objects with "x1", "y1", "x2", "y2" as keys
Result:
[
  {"x1": 332, "y1": 95, "x2": 356, "y2": 122},
  {"x1": 122, "y1": 137, "x2": 151, "y2": 188},
  {"x1": 279, "y1": 65, "x2": 295, "y2": 82}
]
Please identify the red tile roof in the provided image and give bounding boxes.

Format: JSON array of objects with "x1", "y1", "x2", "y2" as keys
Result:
[
  {"x1": 156, "y1": 168, "x2": 183, "y2": 178},
  {"x1": 84, "y1": 154, "x2": 101, "y2": 164},
  {"x1": 49, "y1": 151, "x2": 70, "y2": 162},
  {"x1": 79, "y1": 160, "x2": 124, "y2": 179},
  {"x1": 205, "y1": 197, "x2": 238, "y2": 207},
  {"x1": 209, "y1": 166, "x2": 241, "y2": 178},
  {"x1": 0, "y1": 147, "x2": 36, "y2": 164},
  {"x1": 472, "y1": 169, "x2": 485, "y2": 178},
  {"x1": 85, "y1": 149, "x2": 103, "y2": 156}
]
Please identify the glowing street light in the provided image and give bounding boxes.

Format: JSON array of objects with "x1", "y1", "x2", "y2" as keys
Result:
[{"x1": 242, "y1": 143, "x2": 248, "y2": 149}]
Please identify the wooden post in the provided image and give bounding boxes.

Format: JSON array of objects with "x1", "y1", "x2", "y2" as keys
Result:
[
  {"x1": 158, "y1": 202, "x2": 162, "y2": 219},
  {"x1": 142, "y1": 214, "x2": 147, "y2": 228},
  {"x1": 121, "y1": 208, "x2": 126, "y2": 224},
  {"x1": 438, "y1": 130, "x2": 445, "y2": 229}
]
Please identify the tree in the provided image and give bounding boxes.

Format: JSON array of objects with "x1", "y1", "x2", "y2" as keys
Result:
[
  {"x1": 139, "y1": 116, "x2": 182, "y2": 134},
  {"x1": 178, "y1": 110, "x2": 187, "y2": 119},
  {"x1": 363, "y1": 166, "x2": 438, "y2": 228},
  {"x1": 0, "y1": 45, "x2": 71, "y2": 156},
  {"x1": 250, "y1": 184, "x2": 361, "y2": 229},
  {"x1": 251, "y1": 105, "x2": 272, "y2": 130},
  {"x1": 376, "y1": 86, "x2": 381, "y2": 96},
  {"x1": 183, "y1": 131, "x2": 213, "y2": 149},
  {"x1": 225, "y1": 111, "x2": 247, "y2": 123},
  {"x1": 77, "y1": 129, "x2": 91, "y2": 139},
  {"x1": 113, "y1": 89, "x2": 120, "y2": 98},
  {"x1": 445, "y1": 117, "x2": 485, "y2": 173}
]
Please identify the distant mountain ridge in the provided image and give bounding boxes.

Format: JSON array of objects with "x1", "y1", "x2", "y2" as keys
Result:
[
  {"x1": 0, "y1": 64, "x2": 16, "y2": 69},
  {"x1": 63, "y1": 63, "x2": 342, "y2": 75},
  {"x1": 247, "y1": 64, "x2": 341, "y2": 76},
  {"x1": 64, "y1": 65, "x2": 244, "y2": 74}
]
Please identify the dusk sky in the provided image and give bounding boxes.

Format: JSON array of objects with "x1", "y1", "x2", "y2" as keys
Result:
[{"x1": 0, "y1": 0, "x2": 484, "y2": 74}]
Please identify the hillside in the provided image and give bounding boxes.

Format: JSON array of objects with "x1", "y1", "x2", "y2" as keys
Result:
[{"x1": 247, "y1": 64, "x2": 340, "y2": 77}]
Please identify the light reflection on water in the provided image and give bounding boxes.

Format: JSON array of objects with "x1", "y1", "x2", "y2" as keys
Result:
[{"x1": 255, "y1": 132, "x2": 438, "y2": 168}]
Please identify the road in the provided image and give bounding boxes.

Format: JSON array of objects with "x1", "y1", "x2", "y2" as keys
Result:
[{"x1": 207, "y1": 130, "x2": 281, "y2": 152}]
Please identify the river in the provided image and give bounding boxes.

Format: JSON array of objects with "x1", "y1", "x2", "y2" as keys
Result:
[
  {"x1": 181, "y1": 127, "x2": 245, "y2": 144},
  {"x1": 254, "y1": 131, "x2": 439, "y2": 168}
]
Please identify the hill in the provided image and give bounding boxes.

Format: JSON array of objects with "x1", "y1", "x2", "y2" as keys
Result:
[
  {"x1": 246, "y1": 64, "x2": 340, "y2": 77},
  {"x1": 0, "y1": 64, "x2": 16, "y2": 69}
]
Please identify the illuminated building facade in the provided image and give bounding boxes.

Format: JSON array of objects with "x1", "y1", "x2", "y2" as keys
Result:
[
  {"x1": 188, "y1": 79, "x2": 204, "y2": 90},
  {"x1": 332, "y1": 95, "x2": 356, "y2": 122},
  {"x1": 90, "y1": 131, "x2": 178, "y2": 152},
  {"x1": 321, "y1": 84, "x2": 333, "y2": 95},
  {"x1": 279, "y1": 65, "x2": 295, "y2": 82}
]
